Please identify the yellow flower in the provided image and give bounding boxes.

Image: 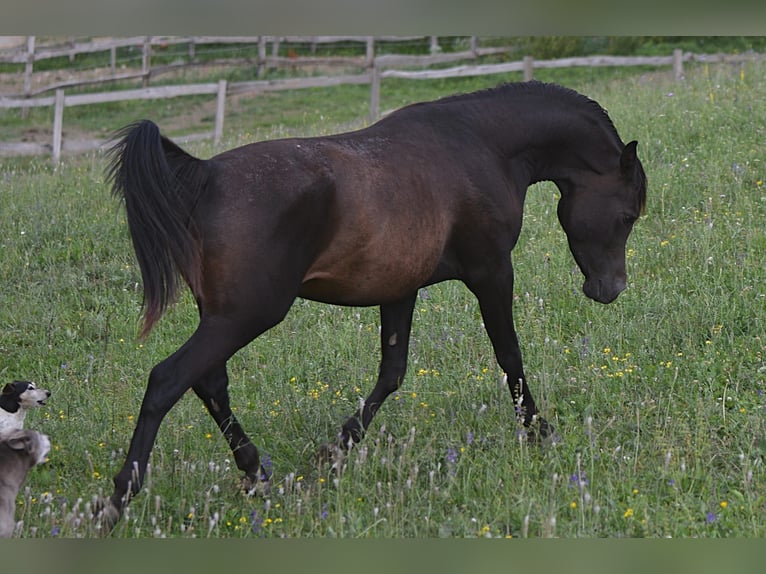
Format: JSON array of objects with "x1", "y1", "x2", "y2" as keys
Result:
[
  {"x1": 720, "y1": 501, "x2": 728, "y2": 509},
  {"x1": 624, "y1": 508, "x2": 634, "y2": 518},
  {"x1": 570, "y1": 501, "x2": 577, "y2": 509}
]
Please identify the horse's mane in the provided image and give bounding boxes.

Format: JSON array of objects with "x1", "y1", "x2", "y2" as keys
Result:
[
  {"x1": 433, "y1": 80, "x2": 619, "y2": 137},
  {"x1": 430, "y1": 81, "x2": 645, "y2": 212}
]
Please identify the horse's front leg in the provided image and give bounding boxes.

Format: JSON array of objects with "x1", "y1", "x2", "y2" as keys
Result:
[
  {"x1": 324, "y1": 293, "x2": 418, "y2": 458},
  {"x1": 466, "y1": 262, "x2": 557, "y2": 443}
]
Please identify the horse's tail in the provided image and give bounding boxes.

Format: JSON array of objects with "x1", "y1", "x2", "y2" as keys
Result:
[{"x1": 107, "y1": 120, "x2": 209, "y2": 338}]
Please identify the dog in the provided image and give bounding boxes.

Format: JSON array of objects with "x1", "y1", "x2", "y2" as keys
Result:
[
  {"x1": 0, "y1": 429, "x2": 50, "y2": 537},
  {"x1": 0, "y1": 381, "x2": 51, "y2": 435}
]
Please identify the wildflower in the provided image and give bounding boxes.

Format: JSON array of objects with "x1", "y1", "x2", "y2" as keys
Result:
[
  {"x1": 706, "y1": 512, "x2": 717, "y2": 524},
  {"x1": 719, "y1": 501, "x2": 728, "y2": 509},
  {"x1": 569, "y1": 472, "x2": 588, "y2": 488},
  {"x1": 570, "y1": 501, "x2": 577, "y2": 509},
  {"x1": 623, "y1": 508, "x2": 634, "y2": 518},
  {"x1": 261, "y1": 452, "x2": 272, "y2": 476}
]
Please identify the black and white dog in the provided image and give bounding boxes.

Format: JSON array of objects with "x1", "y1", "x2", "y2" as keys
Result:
[
  {"x1": 0, "y1": 381, "x2": 51, "y2": 435},
  {"x1": 0, "y1": 429, "x2": 51, "y2": 537}
]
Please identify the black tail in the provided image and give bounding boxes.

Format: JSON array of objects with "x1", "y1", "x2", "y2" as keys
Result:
[{"x1": 107, "y1": 120, "x2": 209, "y2": 337}]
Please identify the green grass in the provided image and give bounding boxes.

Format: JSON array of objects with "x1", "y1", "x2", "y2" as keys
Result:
[{"x1": 1, "y1": 60, "x2": 765, "y2": 538}]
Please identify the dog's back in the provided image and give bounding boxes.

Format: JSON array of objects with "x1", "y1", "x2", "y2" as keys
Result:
[{"x1": 0, "y1": 429, "x2": 51, "y2": 537}]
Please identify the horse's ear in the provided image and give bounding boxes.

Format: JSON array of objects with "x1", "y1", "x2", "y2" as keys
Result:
[{"x1": 620, "y1": 140, "x2": 639, "y2": 176}]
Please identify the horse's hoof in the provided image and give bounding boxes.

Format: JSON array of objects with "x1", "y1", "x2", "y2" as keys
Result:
[
  {"x1": 242, "y1": 466, "x2": 271, "y2": 497},
  {"x1": 526, "y1": 417, "x2": 562, "y2": 446},
  {"x1": 316, "y1": 442, "x2": 346, "y2": 473},
  {"x1": 91, "y1": 497, "x2": 121, "y2": 535}
]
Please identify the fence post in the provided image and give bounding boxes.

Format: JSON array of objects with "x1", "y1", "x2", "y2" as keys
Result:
[
  {"x1": 470, "y1": 36, "x2": 478, "y2": 58},
  {"x1": 673, "y1": 48, "x2": 684, "y2": 81},
  {"x1": 429, "y1": 36, "x2": 441, "y2": 54},
  {"x1": 110, "y1": 46, "x2": 117, "y2": 75},
  {"x1": 21, "y1": 36, "x2": 35, "y2": 119},
  {"x1": 142, "y1": 36, "x2": 152, "y2": 87},
  {"x1": 365, "y1": 36, "x2": 375, "y2": 68},
  {"x1": 52, "y1": 89, "x2": 64, "y2": 164},
  {"x1": 214, "y1": 79, "x2": 227, "y2": 146},
  {"x1": 257, "y1": 36, "x2": 267, "y2": 77},
  {"x1": 523, "y1": 56, "x2": 534, "y2": 81},
  {"x1": 369, "y1": 61, "x2": 381, "y2": 123}
]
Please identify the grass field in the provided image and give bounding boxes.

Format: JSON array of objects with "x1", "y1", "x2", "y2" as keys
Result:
[{"x1": 1, "y1": 59, "x2": 764, "y2": 538}]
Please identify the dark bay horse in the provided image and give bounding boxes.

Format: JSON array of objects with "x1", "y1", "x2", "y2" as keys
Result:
[{"x1": 102, "y1": 80, "x2": 646, "y2": 527}]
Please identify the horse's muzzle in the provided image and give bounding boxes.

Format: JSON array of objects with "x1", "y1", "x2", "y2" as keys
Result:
[{"x1": 583, "y1": 276, "x2": 626, "y2": 304}]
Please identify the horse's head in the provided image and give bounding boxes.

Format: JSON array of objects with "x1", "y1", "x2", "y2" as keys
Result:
[{"x1": 556, "y1": 141, "x2": 646, "y2": 304}]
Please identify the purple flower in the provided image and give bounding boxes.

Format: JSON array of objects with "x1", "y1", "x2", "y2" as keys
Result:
[
  {"x1": 51, "y1": 525, "x2": 60, "y2": 537},
  {"x1": 706, "y1": 512, "x2": 717, "y2": 524},
  {"x1": 320, "y1": 504, "x2": 329, "y2": 520},
  {"x1": 446, "y1": 447, "x2": 458, "y2": 465},
  {"x1": 250, "y1": 510, "x2": 263, "y2": 534},
  {"x1": 260, "y1": 452, "x2": 273, "y2": 480},
  {"x1": 466, "y1": 431, "x2": 474, "y2": 446},
  {"x1": 569, "y1": 472, "x2": 588, "y2": 489}
]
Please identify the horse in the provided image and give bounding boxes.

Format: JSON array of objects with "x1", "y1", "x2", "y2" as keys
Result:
[{"x1": 100, "y1": 80, "x2": 646, "y2": 528}]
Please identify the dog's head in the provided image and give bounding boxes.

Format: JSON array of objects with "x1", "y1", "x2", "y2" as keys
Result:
[
  {"x1": 1, "y1": 381, "x2": 51, "y2": 412},
  {"x1": 1, "y1": 429, "x2": 51, "y2": 466}
]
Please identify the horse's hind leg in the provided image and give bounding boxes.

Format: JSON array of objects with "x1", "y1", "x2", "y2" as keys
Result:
[
  {"x1": 335, "y1": 293, "x2": 418, "y2": 448},
  {"x1": 193, "y1": 367, "x2": 268, "y2": 492},
  {"x1": 104, "y1": 317, "x2": 266, "y2": 526}
]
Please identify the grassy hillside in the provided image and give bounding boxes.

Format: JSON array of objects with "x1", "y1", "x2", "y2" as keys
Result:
[{"x1": 1, "y1": 58, "x2": 764, "y2": 537}]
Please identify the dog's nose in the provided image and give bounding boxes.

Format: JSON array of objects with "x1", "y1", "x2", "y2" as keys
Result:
[{"x1": 45, "y1": 391, "x2": 51, "y2": 397}]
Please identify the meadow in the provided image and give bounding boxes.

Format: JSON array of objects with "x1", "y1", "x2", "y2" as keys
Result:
[{"x1": 0, "y1": 59, "x2": 764, "y2": 538}]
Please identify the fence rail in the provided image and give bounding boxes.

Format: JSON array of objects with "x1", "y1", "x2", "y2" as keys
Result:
[
  {"x1": 0, "y1": 35, "x2": 444, "y2": 98},
  {"x1": 2, "y1": 43, "x2": 763, "y2": 163}
]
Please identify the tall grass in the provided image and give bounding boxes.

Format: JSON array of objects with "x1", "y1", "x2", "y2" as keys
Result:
[{"x1": 1, "y1": 61, "x2": 764, "y2": 538}]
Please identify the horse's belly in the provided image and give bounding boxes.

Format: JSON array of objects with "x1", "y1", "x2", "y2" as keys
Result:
[{"x1": 299, "y1": 248, "x2": 441, "y2": 306}]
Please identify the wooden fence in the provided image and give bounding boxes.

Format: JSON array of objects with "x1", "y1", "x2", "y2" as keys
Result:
[
  {"x1": 0, "y1": 36, "x2": 443, "y2": 97},
  {"x1": 2, "y1": 43, "x2": 764, "y2": 163}
]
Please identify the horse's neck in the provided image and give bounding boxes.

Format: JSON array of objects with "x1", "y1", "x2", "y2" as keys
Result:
[{"x1": 474, "y1": 98, "x2": 621, "y2": 183}]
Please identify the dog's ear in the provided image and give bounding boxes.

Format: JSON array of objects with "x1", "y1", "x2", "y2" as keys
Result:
[
  {"x1": 4, "y1": 431, "x2": 33, "y2": 453},
  {"x1": 2, "y1": 383, "x2": 14, "y2": 395}
]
